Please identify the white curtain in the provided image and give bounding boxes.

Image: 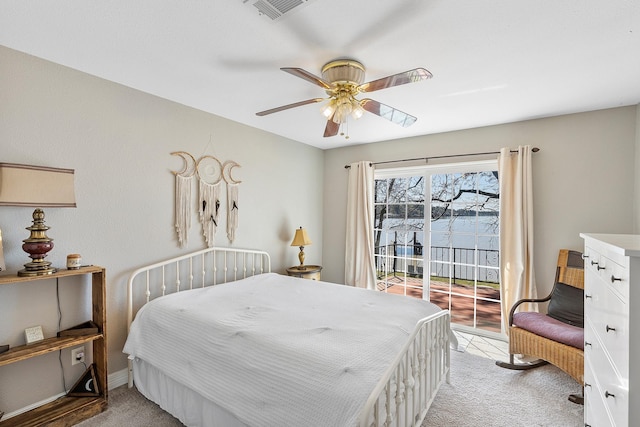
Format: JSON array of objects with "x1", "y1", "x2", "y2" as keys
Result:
[
  {"x1": 498, "y1": 146, "x2": 537, "y2": 334},
  {"x1": 345, "y1": 161, "x2": 377, "y2": 289}
]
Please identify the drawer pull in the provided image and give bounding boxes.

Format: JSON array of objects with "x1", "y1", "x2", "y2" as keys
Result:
[
  {"x1": 606, "y1": 325, "x2": 616, "y2": 333},
  {"x1": 584, "y1": 341, "x2": 592, "y2": 347},
  {"x1": 585, "y1": 294, "x2": 592, "y2": 299},
  {"x1": 597, "y1": 265, "x2": 605, "y2": 271},
  {"x1": 584, "y1": 382, "x2": 592, "y2": 388},
  {"x1": 611, "y1": 275, "x2": 622, "y2": 283},
  {"x1": 585, "y1": 424, "x2": 592, "y2": 427},
  {"x1": 605, "y1": 390, "x2": 615, "y2": 399},
  {"x1": 582, "y1": 254, "x2": 589, "y2": 259},
  {"x1": 591, "y1": 260, "x2": 598, "y2": 266}
]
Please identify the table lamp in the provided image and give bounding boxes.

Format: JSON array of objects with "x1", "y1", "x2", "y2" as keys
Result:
[
  {"x1": 0, "y1": 163, "x2": 76, "y2": 276},
  {"x1": 290, "y1": 226, "x2": 312, "y2": 269}
]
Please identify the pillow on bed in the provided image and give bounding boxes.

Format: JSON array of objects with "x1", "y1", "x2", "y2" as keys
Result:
[{"x1": 547, "y1": 282, "x2": 584, "y2": 328}]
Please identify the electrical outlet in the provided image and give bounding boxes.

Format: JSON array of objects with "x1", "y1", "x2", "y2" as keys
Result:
[{"x1": 71, "y1": 346, "x2": 85, "y2": 366}]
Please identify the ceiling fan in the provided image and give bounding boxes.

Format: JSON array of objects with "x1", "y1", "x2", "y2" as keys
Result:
[{"x1": 256, "y1": 59, "x2": 432, "y2": 138}]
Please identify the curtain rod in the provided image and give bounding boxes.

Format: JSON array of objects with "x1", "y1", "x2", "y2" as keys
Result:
[{"x1": 343, "y1": 147, "x2": 540, "y2": 169}]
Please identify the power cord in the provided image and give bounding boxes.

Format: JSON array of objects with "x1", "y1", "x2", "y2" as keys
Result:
[
  {"x1": 56, "y1": 278, "x2": 90, "y2": 394},
  {"x1": 56, "y1": 278, "x2": 67, "y2": 392}
]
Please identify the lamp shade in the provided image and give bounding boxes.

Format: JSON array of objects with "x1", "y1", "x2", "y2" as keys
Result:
[
  {"x1": 0, "y1": 163, "x2": 76, "y2": 207},
  {"x1": 290, "y1": 227, "x2": 312, "y2": 247}
]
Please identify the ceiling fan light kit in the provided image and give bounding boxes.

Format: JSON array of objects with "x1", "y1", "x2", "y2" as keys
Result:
[
  {"x1": 321, "y1": 59, "x2": 365, "y2": 86},
  {"x1": 256, "y1": 58, "x2": 432, "y2": 138}
]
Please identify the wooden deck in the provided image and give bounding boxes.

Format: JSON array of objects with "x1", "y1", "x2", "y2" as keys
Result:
[{"x1": 380, "y1": 277, "x2": 502, "y2": 333}]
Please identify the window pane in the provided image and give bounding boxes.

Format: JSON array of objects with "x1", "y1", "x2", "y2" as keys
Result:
[
  {"x1": 477, "y1": 248, "x2": 499, "y2": 268},
  {"x1": 452, "y1": 233, "x2": 475, "y2": 251},
  {"x1": 431, "y1": 174, "x2": 453, "y2": 202},
  {"x1": 476, "y1": 300, "x2": 501, "y2": 333},
  {"x1": 407, "y1": 204, "x2": 424, "y2": 220},
  {"x1": 483, "y1": 198, "x2": 500, "y2": 213},
  {"x1": 388, "y1": 177, "x2": 409, "y2": 203},
  {"x1": 450, "y1": 295, "x2": 475, "y2": 328},
  {"x1": 479, "y1": 171, "x2": 499, "y2": 191},
  {"x1": 431, "y1": 203, "x2": 449, "y2": 222},
  {"x1": 387, "y1": 204, "x2": 407, "y2": 221},
  {"x1": 374, "y1": 179, "x2": 388, "y2": 203},
  {"x1": 430, "y1": 230, "x2": 450, "y2": 248},
  {"x1": 407, "y1": 176, "x2": 425, "y2": 203},
  {"x1": 478, "y1": 266, "x2": 500, "y2": 284},
  {"x1": 374, "y1": 205, "x2": 386, "y2": 229}
]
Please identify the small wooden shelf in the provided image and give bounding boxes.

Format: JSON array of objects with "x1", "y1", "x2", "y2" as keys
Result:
[
  {"x1": 0, "y1": 334, "x2": 103, "y2": 367},
  {"x1": 0, "y1": 265, "x2": 103, "y2": 286},
  {"x1": 0, "y1": 266, "x2": 108, "y2": 426},
  {"x1": 0, "y1": 396, "x2": 107, "y2": 427}
]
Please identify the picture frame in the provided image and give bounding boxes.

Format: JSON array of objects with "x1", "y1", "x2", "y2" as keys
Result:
[{"x1": 24, "y1": 325, "x2": 44, "y2": 344}]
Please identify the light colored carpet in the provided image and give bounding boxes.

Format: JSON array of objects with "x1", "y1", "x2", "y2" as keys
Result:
[
  {"x1": 422, "y1": 350, "x2": 583, "y2": 426},
  {"x1": 77, "y1": 350, "x2": 583, "y2": 426}
]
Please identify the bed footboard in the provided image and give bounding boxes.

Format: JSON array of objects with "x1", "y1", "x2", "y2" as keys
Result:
[
  {"x1": 126, "y1": 246, "x2": 271, "y2": 388},
  {"x1": 358, "y1": 310, "x2": 450, "y2": 427}
]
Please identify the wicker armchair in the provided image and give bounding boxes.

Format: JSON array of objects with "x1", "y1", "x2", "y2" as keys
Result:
[{"x1": 496, "y1": 249, "x2": 584, "y2": 403}]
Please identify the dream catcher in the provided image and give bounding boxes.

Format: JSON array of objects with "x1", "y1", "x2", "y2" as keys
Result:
[
  {"x1": 170, "y1": 151, "x2": 196, "y2": 248},
  {"x1": 196, "y1": 155, "x2": 224, "y2": 247},
  {"x1": 223, "y1": 160, "x2": 241, "y2": 243}
]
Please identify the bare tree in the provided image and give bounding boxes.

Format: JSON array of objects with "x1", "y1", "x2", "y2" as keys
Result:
[
  {"x1": 430, "y1": 172, "x2": 499, "y2": 233},
  {"x1": 374, "y1": 172, "x2": 499, "y2": 270}
]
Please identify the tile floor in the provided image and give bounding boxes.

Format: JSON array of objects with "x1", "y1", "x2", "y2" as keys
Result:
[{"x1": 453, "y1": 330, "x2": 510, "y2": 362}]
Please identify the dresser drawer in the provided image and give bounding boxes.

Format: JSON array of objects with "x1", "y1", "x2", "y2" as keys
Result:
[
  {"x1": 584, "y1": 360, "x2": 614, "y2": 427},
  {"x1": 585, "y1": 319, "x2": 626, "y2": 382},
  {"x1": 584, "y1": 283, "x2": 628, "y2": 375},
  {"x1": 584, "y1": 323, "x2": 628, "y2": 426},
  {"x1": 597, "y1": 254, "x2": 628, "y2": 302},
  {"x1": 585, "y1": 245, "x2": 629, "y2": 302}
]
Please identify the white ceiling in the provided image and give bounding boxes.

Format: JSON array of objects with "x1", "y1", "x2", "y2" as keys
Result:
[{"x1": 1, "y1": 0, "x2": 639, "y2": 150}]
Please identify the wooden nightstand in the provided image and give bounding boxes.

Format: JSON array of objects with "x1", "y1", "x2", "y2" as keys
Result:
[{"x1": 286, "y1": 265, "x2": 322, "y2": 281}]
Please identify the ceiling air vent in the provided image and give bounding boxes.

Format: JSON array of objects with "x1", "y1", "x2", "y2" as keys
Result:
[{"x1": 247, "y1": 0, "x2": 314, "y2": 21}]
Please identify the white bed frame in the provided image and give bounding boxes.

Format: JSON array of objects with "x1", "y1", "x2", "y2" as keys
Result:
[{"x1": 126, "y1": 246, "x2": 450, "y2": 427}]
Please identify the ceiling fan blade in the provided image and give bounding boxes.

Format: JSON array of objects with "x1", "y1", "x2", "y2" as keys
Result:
[
  {"x1": 256, "y1": 98, "x2": 324, "y2": 116},
  {"x1": 359, "y1": 68, "x2": 432, "y2": 93},
  {"x1": 281, "y1": 67, "x2": 333, "y2": 90},
  {"x1": 323, "y1": 117, "x2": 340, "y2": 137},
  {"x1": 360, "y1": 98, "x2": 417, "y2": 127}
]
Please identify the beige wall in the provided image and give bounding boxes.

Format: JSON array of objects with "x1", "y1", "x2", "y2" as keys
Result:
[
  {"x1": 0, "y1": 46, "x2": 324, "y2": 414},
  {"x1": 322, "y1": 106, "x2": 638, "y2": 297}
]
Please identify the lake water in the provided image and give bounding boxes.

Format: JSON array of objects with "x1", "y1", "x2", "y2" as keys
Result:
[
  {"x1": 377, "y1": 215, "x2": 500, "y2": 281},
  {"x1": 379, "y1": 215, "x2": 499, "y2": 252}
]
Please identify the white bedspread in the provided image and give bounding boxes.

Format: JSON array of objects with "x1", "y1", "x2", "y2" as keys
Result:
[{"x1": 123, "y1": 273, "x2": 441, "y2": 427}]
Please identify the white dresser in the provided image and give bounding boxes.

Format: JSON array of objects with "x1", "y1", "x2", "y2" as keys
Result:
[{"x1": 580, "y1": 233, "x2": 640, "y2": 427}]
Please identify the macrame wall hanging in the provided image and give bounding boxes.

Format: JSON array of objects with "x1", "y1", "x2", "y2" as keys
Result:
[
  {"x1": 170, "y1": 151, "x2": 196, "y2": 248},
  {"x1": 222, "y1": 161, "x2": 242, "y2": 243},
  {"x1": 171, "y1": 151, "x2": 242, "y2": 247},
  {"x1": 196, "y1": 155, "x2": 223, "y2": 247}
]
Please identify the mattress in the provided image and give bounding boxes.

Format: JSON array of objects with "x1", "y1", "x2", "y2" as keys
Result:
[{"x1": 123, "y1": 272, "x2": 442, "y2": 427}]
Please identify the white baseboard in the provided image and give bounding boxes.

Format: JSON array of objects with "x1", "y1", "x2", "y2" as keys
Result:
[
  {"x1": 1, "y1": 368, "x2": 130, "y2": 421},
  {"x1": 108, "y1": 368, "x2": 129, "y2": 389},
  {"x1": 2, "y1": 392, "x2": 66, "y2": 420}
]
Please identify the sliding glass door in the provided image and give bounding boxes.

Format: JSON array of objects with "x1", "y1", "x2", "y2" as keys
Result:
[{"x1": 374, "y1": 160, "x2": 501, "y2": 334}]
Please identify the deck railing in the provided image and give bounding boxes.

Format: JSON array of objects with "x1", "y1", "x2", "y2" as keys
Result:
[
  {"x1": 374, "y1": 244, "x2": 502, "y2": 333},
  {"x1": 375, "y1": 244, "x2": 500, "y2": 285}
]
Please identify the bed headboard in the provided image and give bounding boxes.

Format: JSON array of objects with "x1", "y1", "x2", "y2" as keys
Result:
[{"x1": 127, "y1": 246, "x2": 271, "y2": 330}]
